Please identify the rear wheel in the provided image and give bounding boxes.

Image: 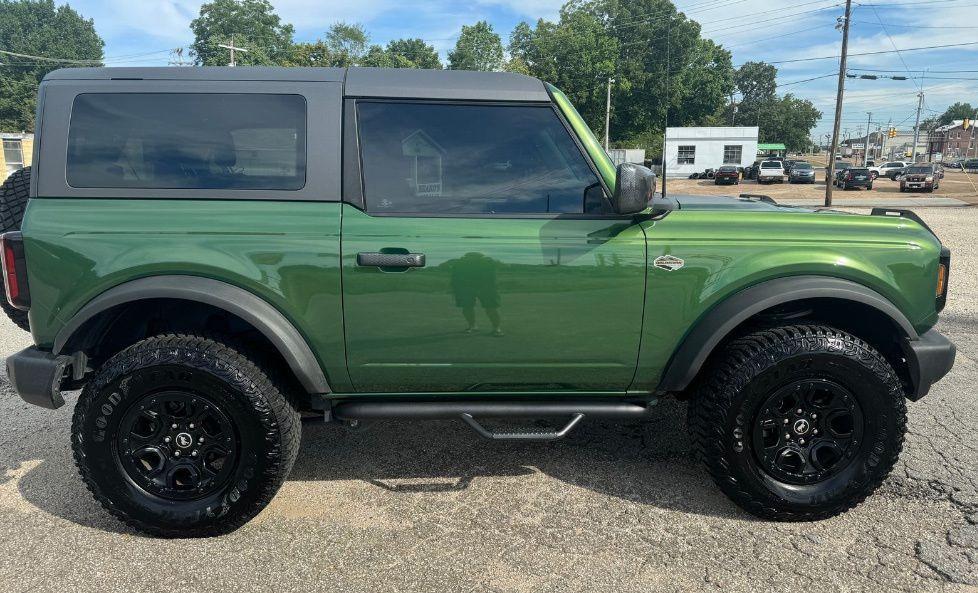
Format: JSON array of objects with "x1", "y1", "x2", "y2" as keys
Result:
[
  {"x1": 689, "y1": 325, "x2": 905, "y2": 521},
  {"x1": 0, "y1": 167, "x2": 31, "y2": 331},
  {"x1": 72, "y1": 334, "x2": 301, "y2": 537}
]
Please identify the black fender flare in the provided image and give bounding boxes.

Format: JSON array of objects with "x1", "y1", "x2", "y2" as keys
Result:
[
  {"x1": 656, "y1": 275, "x2": 918, "y2": 393},
  {"x1": 53, "y1": 275, "x2": 331, "y2": 393}
]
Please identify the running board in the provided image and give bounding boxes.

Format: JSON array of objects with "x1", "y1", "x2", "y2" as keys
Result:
[{"x1": 331, "y1": 400, "x2": 653, "y2": 442}]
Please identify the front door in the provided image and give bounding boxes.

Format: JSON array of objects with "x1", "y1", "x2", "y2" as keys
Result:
[{"x1": 341, "y1": 100, "x2": 647, "y2": 393}]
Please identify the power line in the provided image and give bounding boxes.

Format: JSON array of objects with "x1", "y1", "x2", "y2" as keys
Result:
[{"x1": 760, "y1": 40, "x2": 978, "y2": 64}]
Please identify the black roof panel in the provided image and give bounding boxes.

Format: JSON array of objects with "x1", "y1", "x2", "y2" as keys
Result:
[
  {"x1": 344, "y1": 67, "x2": 549, "y2": 101},
  {"x1": 43, "y1": 66, "x2": 345, "y2": 82},
  {"x1": 42, "y1": 66, "x2": 552, "y2": 102}
]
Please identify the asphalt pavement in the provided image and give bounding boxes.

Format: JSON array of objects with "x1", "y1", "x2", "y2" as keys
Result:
[{"x1": 0, "y1": 207, "x2": 976, "y2": 593}]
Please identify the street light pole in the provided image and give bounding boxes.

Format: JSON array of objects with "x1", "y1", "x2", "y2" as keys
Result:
[
  {"x1": 604, "y1": 77, "x2": 615, "y2": 151},
  {"x1": 825, "y1": 0, "x2": 853, "y2": 207},
  {"x1": 863, "y1": 111, "x2": 872, "y2": 165}
]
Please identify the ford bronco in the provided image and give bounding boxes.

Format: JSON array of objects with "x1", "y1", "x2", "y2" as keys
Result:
[{"x1": 1, "y1": 67, "x2": 955, "y2": 537}]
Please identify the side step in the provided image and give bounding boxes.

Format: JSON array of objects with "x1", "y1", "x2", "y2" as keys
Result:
[{"x1": 331, "y1": 399, "x2": 653, "y2": 442}]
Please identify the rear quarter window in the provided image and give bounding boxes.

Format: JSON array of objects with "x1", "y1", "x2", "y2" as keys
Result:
[{"x1": 66, "y1": 93, "x2": 307, "y2": 190}]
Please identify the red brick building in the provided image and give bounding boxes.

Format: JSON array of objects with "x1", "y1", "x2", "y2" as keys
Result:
[{"x1": 928, "y1": 120, "x2": 977, "y2": 160}]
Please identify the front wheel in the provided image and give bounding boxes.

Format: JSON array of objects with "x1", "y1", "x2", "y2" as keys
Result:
[
  {"x1": 689, "y1": 325, "x2": 906, "y2": 521},
  {"x1": 72, "y1": 334, "x2": 301, "y2": 537}
]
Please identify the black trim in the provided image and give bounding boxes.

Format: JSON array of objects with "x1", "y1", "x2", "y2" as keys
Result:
[
  {"x1": 902, "y1": 328, "x2": 956, "y2": 400},
  {"x1": 657, "y1": 276, "x2": 919, "y2": 393},
  {"x1": 5, "y1": 347, "x2": 74, "y2": 409},
  {"x1": 53, "y1": 276, "x2": 331, "y2": 394},
  {"x1": 342, "y1": 99, "x2": 364, "y2": 210}
]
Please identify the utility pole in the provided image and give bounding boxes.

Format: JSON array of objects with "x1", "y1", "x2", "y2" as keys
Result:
[
  {"x1": 730, "y1": 93, "x2": 737, "y2": 126},
  {"x1": 863, "y1": 112, "x2": 872, "y2": 165},
  {"x1": 882, "y1": 117, "x2": 891, "y2": 160},
  {"x1": 825, "y1": 0, "x2": 852, "y2": 207},
  {"x1": 604, "y1": 77, "x2": 615, "y2": 150},
  {"x1": 218, "y1": 34, "x2": 249, "y2": 67},
  {"x1": 911, "y1": 91, "x2": 924, "y2": 163}
]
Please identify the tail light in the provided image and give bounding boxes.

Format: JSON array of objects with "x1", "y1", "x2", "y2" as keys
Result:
[
  {"x1": 1, "y1": 232, "x2": 30, "y2": 311},
  {"x1": 936, "y1": 247, "x2": 950, "y2": 313}
]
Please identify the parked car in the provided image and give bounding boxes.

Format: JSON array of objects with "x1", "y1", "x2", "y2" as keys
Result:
[
  {"x1": 876, "y1": 161, "x2": 908, "y2": 179},
  {"x1": 788, "y1": 161, "x2": 816, "y2": 184},
  {"x1": 745, "y1": 160, "x2": 762, "y2": 180},
  {"x1": 900, "y1": 164, "x2": 940, "y2": 192},
  {"x1": 714, "y1": 165, "x2": 740, "y2": 185},
  {"x1": 757, "y1": 160, "x2": 785, "y2": 184},
  {"x1": 838, "y1": 167, "x2": 873, "y2": 190},
  {"x1": 828, "y1": 161, "x2": 854, "y2": 184},
  {"x1": 964, "y1": 159, "x2": 978, "y2": 172},
  {"x1": 942, "y1": 159, "x2": 963, "y2": 169},
  {"x1": 1, "y1": 66, "x2": 955, "y2": 537}
]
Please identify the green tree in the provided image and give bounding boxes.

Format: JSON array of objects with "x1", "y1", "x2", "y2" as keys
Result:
[
  {"x1": 734, "y1": 61, "x2": 777, "y2": 104},
  {"x1": 766, "y1": 94, "x2": 821, "y2": 151},
  {"x1": 729, "y1": 61, "x2": 822, "y2": 151},
  {"x1": 448, "y1": 21, "x2": 504, "y2": 71},
  {"x1": 0, "y1": 0, "x2": 103, "y2": 131},
  {"x1": 282, "y1": 40, "x2": 330, "y2": 67},
  {"x1": 190, "y1": 0, "x2": 294, "y2": 66},
  {"x1": 386, "y1": 38, "x2": 441, "y2": 69},
  {"x1": 936, "y1": 102, "x2": 976, "y2": 126},
  {"x1": 510, "y1": 0, "x2": 734, "y2": 152},
  {"x1": 323, "y1": 22, "x2": 368, "y2": 67}
]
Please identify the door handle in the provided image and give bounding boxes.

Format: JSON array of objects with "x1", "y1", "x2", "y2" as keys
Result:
[{"x1": 357, "y1": 252, "x2": 426, "y2": 268}]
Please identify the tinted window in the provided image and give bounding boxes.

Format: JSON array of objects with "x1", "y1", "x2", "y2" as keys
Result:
[
  {"x1": 67, "y1": 93, "x2": 306, "y2": 190},
  {"x1": 357, "y1": 102, "x2": 605, "y2": 214},
  {"x1": 905, "y1": 166, "x2": 932, "y2": 174},
  {"x1": 719, "y1": 166, "x2": 737, "y2": 172},
  {"x1": 884, "y1": 162, "x2": 902, "y2": 167},
  {"x1": 760, "y1": 161, "x2": 781, "y2": 169},
  {"x1": 794, "y1": 163, "x2": 813, "y2": 169}
]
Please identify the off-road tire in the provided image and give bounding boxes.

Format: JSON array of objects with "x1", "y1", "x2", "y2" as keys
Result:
[
  {"x1": 72, "y1": 334, "x2": 301, "y2": 537},
  {"x1": 688, "y1": 325, "x2": 906, "y2": 521},
  {"x1": 0, "y1": 166, "x2": 31, "y2": 331}
]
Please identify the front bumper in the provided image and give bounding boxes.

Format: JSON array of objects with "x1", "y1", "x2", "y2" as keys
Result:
[
  {"x1": 6, "y1": 347, "x2": 76, "y2": 409},
  {"x1": 904, "y1": 329, "x2": 956, "y2": 401}
]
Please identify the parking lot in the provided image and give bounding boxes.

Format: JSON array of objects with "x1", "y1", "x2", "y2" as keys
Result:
[
  {"x1": 1, "y1": 207, "x2": 976, "y2": 593},
  {"x1": 668, "y1": 167, "x2": 978, "y2": 206}
]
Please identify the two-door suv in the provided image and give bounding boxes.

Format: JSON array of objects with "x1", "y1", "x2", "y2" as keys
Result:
[{"x1": 1, "y1": 67, "x2": 955, "y2": 537}]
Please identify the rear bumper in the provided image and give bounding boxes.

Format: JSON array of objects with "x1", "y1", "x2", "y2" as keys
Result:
[
  {"x1": 904, "y1": 329, "x2": 956, "y2": 401},
  {"x1": 5, "y1": 347, "x2": 73, "y2": 409}
]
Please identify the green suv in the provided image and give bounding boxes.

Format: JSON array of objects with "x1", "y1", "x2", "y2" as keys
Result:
[{"x1": 1, "y1": 67, "x2": 955, "y2": 537}]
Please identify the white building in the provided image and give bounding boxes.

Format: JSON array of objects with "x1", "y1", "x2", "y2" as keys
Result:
[{"x1": 664, "y1": 126, "x2": 759, "y2": 177}]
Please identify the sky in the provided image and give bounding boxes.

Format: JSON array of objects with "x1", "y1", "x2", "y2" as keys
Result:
[{"x1": 64, "y1": 0, "x2": 978, "y2": 140}]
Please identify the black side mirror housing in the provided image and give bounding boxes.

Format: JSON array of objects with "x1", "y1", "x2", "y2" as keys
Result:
[{"x1": 612, "y1": 163, "x2": 674, "y2": 216}]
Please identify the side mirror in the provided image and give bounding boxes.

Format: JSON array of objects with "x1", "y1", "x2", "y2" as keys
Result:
[{"x1": 612, "y1": 163, "x2": 655, "y2": 215}]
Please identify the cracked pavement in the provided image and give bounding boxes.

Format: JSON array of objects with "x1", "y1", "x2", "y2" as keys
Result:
[{"x1": 1, "y1": 207, "x2": 976, "y2": 592}]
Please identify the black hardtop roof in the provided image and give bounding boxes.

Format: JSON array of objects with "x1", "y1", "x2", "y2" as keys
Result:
[{"x1": 42, "y1": 66, "x2": 551, "y2": 102}]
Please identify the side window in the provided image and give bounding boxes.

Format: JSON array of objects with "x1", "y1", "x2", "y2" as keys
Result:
[
  {"x1": 723, "y1": 144, "x2": 742, "y2": 164},
  {"x1": 67, "y1": 93, "x2": 306, "y2": 190},
  {"x1": 677, "y1": 145, "x2": 696, "y2": 164},
  {"x1": 356, "y1": 102, "x2": 607, "y2": 215}
]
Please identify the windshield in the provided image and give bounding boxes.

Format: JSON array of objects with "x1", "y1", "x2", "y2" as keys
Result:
[
  {"x1": 793, "y1": 163, "x2": 813, "y2": 170},
  {"x1": 761, "y1": 162, "x2": 781, "y2": 168},
  {"x1": 884, "y1": 162, "x2": 902, "y2": 167},
  {"x1": 905, "y1": 166, "x2": 932, "y2": 174}
]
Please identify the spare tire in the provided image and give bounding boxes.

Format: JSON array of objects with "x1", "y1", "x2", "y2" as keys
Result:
[{"x1": 0, "y1": 167, "x2": 31, "y2": 332}]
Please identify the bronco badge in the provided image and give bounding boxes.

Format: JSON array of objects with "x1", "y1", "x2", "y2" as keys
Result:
[{"x1": 653, "y1": 255, "x2": 685, "y2": 271}]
